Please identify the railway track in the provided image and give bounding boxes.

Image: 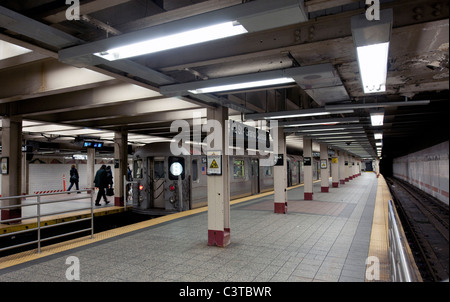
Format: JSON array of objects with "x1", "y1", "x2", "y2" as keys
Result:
[{"x1": 386, "y1": 177, "x2": 449, "y2": 282}]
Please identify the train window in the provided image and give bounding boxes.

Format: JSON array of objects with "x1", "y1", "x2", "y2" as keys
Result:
[
  {"x1": 134, "y1": 159, "x2": 143, "y2": 179},
  {"x1": 154, "y1": 160, "x2": 165, "y2": 179},
  {"x1": 264, "y1": 166, "x2": 272, "y2": 176},
  {"x1": 233, "y1": 160, "x2": 245, "y2": 178},
  {"x1": 192, "y1": 159, "x2": 198, "y2": 181}
]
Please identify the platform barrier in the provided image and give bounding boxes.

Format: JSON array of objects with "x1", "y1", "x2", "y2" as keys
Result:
[
  {"x1": 388, "y1": 199, "x2": 422, "y2": 282},
  {"x1": 0, "y1": 190, "x2": 94, "y2": 254}
]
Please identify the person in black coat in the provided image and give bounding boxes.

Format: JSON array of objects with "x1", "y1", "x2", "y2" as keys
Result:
[
  {"x1": 67, "y1": 165, "x2": 80, "y2": 193},
  {"x1": 105, "y1": 165, "x2": 114, "y2": 197},
  {"x1": 94, "y1": 165, "x2": 110, "y2": 206}
]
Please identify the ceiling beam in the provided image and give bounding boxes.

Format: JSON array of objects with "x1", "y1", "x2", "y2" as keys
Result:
[
  {"x1": 33, "y1": 98, "x2": 203, "y2": 124},
  {"x1": 43, "y1": 0, "x2": 134, "y2": 24},
  {"x1": 0, "y1": 59, "x2": 115, "y2": 103},
  {"x1": 5, "y1": 82, "x2": 162, "y2": 117}
]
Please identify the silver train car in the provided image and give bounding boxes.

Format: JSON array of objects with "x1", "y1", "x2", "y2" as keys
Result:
[{"x1": 131, "y1": 142, "x2": 320, "y2": 215}]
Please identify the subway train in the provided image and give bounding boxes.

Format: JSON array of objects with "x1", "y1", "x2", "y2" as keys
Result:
[{"x1": 131, "y1": 142, "x2": 320, "y2": 215}]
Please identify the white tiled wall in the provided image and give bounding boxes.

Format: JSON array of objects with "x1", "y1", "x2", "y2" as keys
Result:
[
  {"x1": 393, "y1": 141, "x2": 449, "y2": 205},
  {"x1": 0, "y1": 163, "x2": 107, "y2": 195}
]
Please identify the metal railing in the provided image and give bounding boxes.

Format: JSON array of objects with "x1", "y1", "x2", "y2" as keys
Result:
[
  {"x1": 0, "y1": 190, "x2": 94, "y2": 254},
  {"x1": 123, "y1": 175, "x2": 137, "y2": 211},
  {"x1": 388, "y1": 199, "x2": 422, "y2": 282}
]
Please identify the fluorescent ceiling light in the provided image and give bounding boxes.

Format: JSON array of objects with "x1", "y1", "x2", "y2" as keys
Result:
[
  {"x1": 265, "y1": 111, "x2": 330, "y2": 120},
  {"x1": 307, "y1": 132, "x2": 359, "y2": 136},
  {"x1": 302, "y1": 128, "x2": 346, "y2": 132},
  {"x1": 282, "y1": 117, "x2": 360, "y2": 128},
  {"x1": 370, "y1": 112, "x2": 384, "y2": 126},
  {"x1": 94, "y1": 21, "x2": 248, "y2": 61},
  {"x1": 247, "y1": 108, "x2": 354, "y2": 121},
  {"x1": 374, "y1": 133, "x2": 383, "y2": 140},
  {"x1": 287, "y1": 122, "x2": 340, "y2": 127},
  {"x1": 376, "y1": 142, "x2": 383, "y2": 146},
  {"x1": 356, "y1": 42, "x2": 389, "y2": 93},
  {"x1": 188, "y1": 77, "x2": 295, "y2": 94},
  {"x1": 351, "y1": 9, "x2": 393, "y2": 94}
]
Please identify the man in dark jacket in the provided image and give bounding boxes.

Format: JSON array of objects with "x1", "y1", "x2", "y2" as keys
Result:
[{"x1": 94, "y1": 165, "x2": 110, "y2": 206}]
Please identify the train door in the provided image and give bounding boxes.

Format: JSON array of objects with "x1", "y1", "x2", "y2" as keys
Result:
[
  {"x1": 251, "y1": 158, "x2": 260, "y2": 195},
  {"x1": 149, "y1": 157, "x2": 165, "y2": 208}
]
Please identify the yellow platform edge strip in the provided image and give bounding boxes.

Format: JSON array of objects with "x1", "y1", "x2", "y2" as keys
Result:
[{"x1": 365, "y1": 174, "x2": 391, "y2": 282}]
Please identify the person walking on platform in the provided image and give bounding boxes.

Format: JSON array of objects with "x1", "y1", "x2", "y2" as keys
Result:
[
  {"x1": 105, "y1": 165, "x2": 114, "y2": 197},
  {"x1": 67, "y1": 164, "x2": 80, "y2": 193},
  {"x1": 106, "y1": 165, "x2": 113, "y2": 187},
  {"x1": 94, "y1": 165, "x2": 110, "y2": 206}
]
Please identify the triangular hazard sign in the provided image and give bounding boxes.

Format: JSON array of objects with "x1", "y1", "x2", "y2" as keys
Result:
[{"x1": 210, "y1": 159, "x2": 219, "y2": 169}]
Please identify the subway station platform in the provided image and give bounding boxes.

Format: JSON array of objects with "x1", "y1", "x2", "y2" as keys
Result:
[{"x1": 0, "y1": 172, "x2": 390, "y2": 282}]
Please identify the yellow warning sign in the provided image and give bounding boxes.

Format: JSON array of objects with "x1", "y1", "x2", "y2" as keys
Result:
[
  {"x1": 210, "y1": 159, "x2": 219, "y2": 169},
  {"x1": 207, "y1": 151, "x2": 222, "y2": 175}
]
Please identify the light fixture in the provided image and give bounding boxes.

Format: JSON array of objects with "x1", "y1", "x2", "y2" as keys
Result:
[
  {"x1": 94, "y1": 21, "x2": 248, "y2": 61},
  {"x1": 188, "y1": 77, "x2": 295, "y2": 95},
  {"x1": 325, "y1": 100, "x2": 430, "y2": 110},
  {"x1": 374, "y1": 133, "x2": 383, "y2": 140},
  {"x1": 370, "y1": 110, "x2": 384, "y2": 126},
  {"x1": 288, "y1": 122, "x2": 340, "y2": 127},
  {"x1": 60, "y1": 0, "x2": 307, "y2": 64},
  {"x1": 356, "y1": 42, "x2": 390, "y2": 93},
  {"x1": 281, "y1": 117, "x2": 360, "y2": 128},
  {"x1": 351, "y1": 9, "x2": 393, "y2": 94},
  {"x1": 246, "y1": 107, "x2": 354, "y2": 120},
  {"x1": 162, "y1": 68, "x2": 301, "y2": 96}
]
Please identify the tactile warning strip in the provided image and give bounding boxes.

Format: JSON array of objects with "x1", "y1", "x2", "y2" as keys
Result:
[{"x1": 365, "y1": 175, "x2": 391, "y2": 282}]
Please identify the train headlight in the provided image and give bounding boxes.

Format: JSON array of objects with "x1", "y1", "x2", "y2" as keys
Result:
[
  {"x1": 168, "y1": 157, "x2": 185, "y2": 180},
  {"x1": 170, "y1": 162, "x2": 183, "y2": 177}
]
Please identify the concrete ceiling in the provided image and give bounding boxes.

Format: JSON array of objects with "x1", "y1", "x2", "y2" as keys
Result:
[{"x1": 0, "y1": 0, "x2": 448, "y2": 159}]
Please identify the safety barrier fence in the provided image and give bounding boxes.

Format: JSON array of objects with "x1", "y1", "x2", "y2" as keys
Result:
[
  {"x1": 388, "y1": 199, "x2": 422, "y2": 282},
  {"x1": 0, "y1": 190, "x2": 94, "y2": 254}
]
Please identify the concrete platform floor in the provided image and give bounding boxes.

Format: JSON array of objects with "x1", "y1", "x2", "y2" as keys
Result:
[{"x1": 0, "y1": 173, "x2": 378, "y2": 282}]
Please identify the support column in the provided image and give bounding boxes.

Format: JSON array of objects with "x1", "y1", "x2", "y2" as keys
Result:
[
  {"x1": 331, "y1": 149, "x2": 339, "y2": 188},
  {"x1": 303, "y1": 138, "x2": 313, "y2": 200},
  {"x1": 349, "y1": 156, "x2": 354, "y2": 180},
  {"x1": 357, "y1": 160, "x2": 361, "y2": 176},
  {"x1": 345, "y1": 153, "x2": 350, "y2": 182},
  {"x1": 207, "y1": 106, "x2": 230, "y2": 247},
  {"x1": 21, "y1": 152, "x2": 28, "y2": 195},
  {"x1": 274, "y1": 126, "x2": 287, "y2": 213},
  {"x1": 320, "y1": 144, "x2": 329, "y2": 192},
  {"x1": 114, "y1": 130, "x2": 128, "y2": 206},
  {"x1": 349, "y1": 156, "x2": 355, "y2": 179},
  {"x1": 86, "y1": 147, "x2": 95, "y2": 193},
  {"x1": 1, "y1": 117, "x2": 22, "y2": 222},
  {"x1": 339, "y1": 151, "x2": 346, "y2": 185},
  {"x1": 375, "y1": 159, "x2": 380, "y2": 177}
]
